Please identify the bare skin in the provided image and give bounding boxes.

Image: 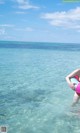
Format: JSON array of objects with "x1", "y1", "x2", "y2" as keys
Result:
[{"x1": 66, "y1": 68, "x2": 80, "y2": 106}]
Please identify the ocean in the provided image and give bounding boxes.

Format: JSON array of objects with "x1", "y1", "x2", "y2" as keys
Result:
[{"x1": 0, "y1": 41, "x2": 80, "y2": 133}]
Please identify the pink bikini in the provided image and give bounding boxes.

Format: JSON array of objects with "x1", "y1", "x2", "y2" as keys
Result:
[{"x1": 74, "y1": 75, "x2": 80, "y2": 95}]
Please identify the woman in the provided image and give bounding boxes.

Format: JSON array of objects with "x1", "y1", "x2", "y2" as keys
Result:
[{"x1": 66, "y1": 68, "x2": 80, "y2": 106}]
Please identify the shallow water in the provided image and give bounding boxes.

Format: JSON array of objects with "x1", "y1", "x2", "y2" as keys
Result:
[{"x1": 0, "y1": 42, "x2": 80, "y2": 133}]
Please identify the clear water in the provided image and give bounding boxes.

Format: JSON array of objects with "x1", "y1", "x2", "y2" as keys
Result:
[{"x1": 0, "y1": 42, "x2": 80, "y2": 133}]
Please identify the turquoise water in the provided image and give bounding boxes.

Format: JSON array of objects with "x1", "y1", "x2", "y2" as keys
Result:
[{"x1": 0, "y1": 42, "x2": 80, "y2": 133}]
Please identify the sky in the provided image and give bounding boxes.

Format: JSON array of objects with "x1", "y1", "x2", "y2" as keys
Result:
[{"x1": 0, "y1": 0, "x2": 80, "y2": 43}]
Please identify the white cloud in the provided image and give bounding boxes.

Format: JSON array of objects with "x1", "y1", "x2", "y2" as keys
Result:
[
  {"x1": 14, "y1": 0, "x2": 39, "y2": 10},
  {"x1": 41, "y1": 7, "x2": 80, "y2": 31},
  {"x1": 15, "y1": 11, "x2": 27, "y2": 14},
  {"x1": 25, "y1": 27, "x2": 34, "y2": 31},
  {"x1": 0, "y1": 24, "x2": 14, "y2": 28},
  {"x1": 4, "y1": 35, "x2": 15, "y2": 39},
  {"x1": 0, "y1": 28, "x2": 5, "y2": 35},
  {"x1": 0, "y1": 24, "x2": 14, "y2": 35},
  {"x1": 15, "y1": 27, "x2": 34, "y2": 32}
]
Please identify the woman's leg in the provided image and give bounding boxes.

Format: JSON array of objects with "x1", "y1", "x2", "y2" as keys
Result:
[{"x1": 72, "y1": 92, "x2": 80, "y2": 106}]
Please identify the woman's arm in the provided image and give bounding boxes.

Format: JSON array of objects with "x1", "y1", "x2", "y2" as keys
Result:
[{"x1": 65, "y1": 69, "x2": 80, "y2": 90}]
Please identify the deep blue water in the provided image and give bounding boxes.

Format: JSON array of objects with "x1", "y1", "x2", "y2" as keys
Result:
[
  {"x1": 0, "y1": 41, "x2": 80, "y2": 133},
  {"x1": 0, "y1": 41, "x2": 80, "y2": 51}
]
